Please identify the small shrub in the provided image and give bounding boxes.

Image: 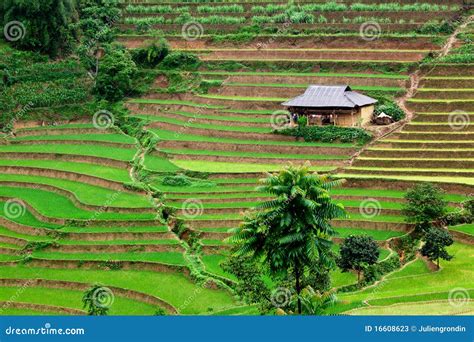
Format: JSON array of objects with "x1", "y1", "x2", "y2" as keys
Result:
[
  {"x1": 278, "y1": 125, "x2": 371, "y2": 144},
  {"x1": 374, "y1": 102, "x2": 405, "y2": 122},
  {"x1": 402, "y1": 183, "x2": 448, "y2": 230},
  {"x1": 159, "y1": 52, "x2": 200, "y2": 70},
  {"x1": 94, "y1": 48, "x2": 137, "y2": 101},
  {"x1": 162, "y1": 175, "x2": 192, "y2": 187},
  {"x1": 131, "y1": 39, "x2": 170, "y2": 68}
]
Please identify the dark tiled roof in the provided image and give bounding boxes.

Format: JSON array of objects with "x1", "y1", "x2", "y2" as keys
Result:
[{"x1": 282, "y1": 85, "x2": 377, "y2": 108}]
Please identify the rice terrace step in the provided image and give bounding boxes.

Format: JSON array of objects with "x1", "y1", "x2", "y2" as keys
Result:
[{"x1": 0, "y1": 0, "x2": 473, "y2": 326}]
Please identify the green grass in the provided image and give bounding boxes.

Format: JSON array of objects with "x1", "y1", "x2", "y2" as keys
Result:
[
  {"x1": 198, "y1": 94, "x2": 286, "y2": 102},
  {"x1": 201, "y1": 254, "x2": 236, "y2": 281},
  {"x1": 129, "y1": 98, "x2": 225, "y2": 109},
  {"x1": 0, "y1": 265, "x2": 238, "y2": 314},
  {"x1": 154, "y1": 110, "x2": 270, "y2": 124},
  {"x1": 0, "y1": 308, "x2": 63, "y2": 315},
  {"x1": 339, "y1": 243, "x2": 474, "y2": 305},
  {"x1": 162, "y1": 148, "x2": 349, "y2": 160},
  {"x1": 0, "y1": 225, "x2": 53, "y2": 242},
  {"x1": 12, "y1": 133, "x2": 136, "y2": 144},
  {"x1": 186, "y1": 48, "x2": 430, "y2": 53},
  {"x1": 60, "y1": 225, "x2": 169, "y2": 234},
  {"x1": 0, "y1": 254, "x2": 21, "y2": 262},
  {"x1": 224, "y1": 82, "x2": 403, "y2": 92},
  {"x1": 349, "y1": 166, "x2": 474, "y2": 174},
  {"x1": 18, "y1": 123, "x2": 95, "y2": 131},
  {"x1": 145, "y1": 115, "x2": 272, "y2": 133},
  {"x1": 199, "y1": 71, "x2": 409, "y2": 79},
  {"x1": 339, "y1": 173, "x2": 474, "y2": 186},
  {"x1": 0, "y1": 159, "x2": 132, "y2": 182},
  {"x1": 143, "y1": 155, "x2": 181, "y2": 172},
  {"x1": 0, "y1": 175, "x2": 152, "y2": 208},
  {"x1": 0, "y1": 144, "x2": 136, "y2": 162},
  {"x1": 0, "y1": 286, "x2": 158, "y2": 315},
  {"x1": 408, "y1": 98, "x2": 474, "y2": 103},
  {"x1": 32, "y1": 251, "x2": 186, "y2": 265},
  {"x1": 171, "y1": 160, "x2": 336, "y2": 173},
  {"x1": 450, "y1": 223, "x2": 473, "y2": 236},
  {"x1": 347, "y1": 300, "x2": 474, "y2": 315},
  {"x1": 59, "y1": 239, "x2": 179, "y2": 245},
  {"x1": 335, "y1": 228, "x2": 405, "y2": 240},
  {"x1": 152, "y1": 128, "x2": 355, "y2": 148}
]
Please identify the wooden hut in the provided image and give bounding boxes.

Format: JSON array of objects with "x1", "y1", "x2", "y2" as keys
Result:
[{"x1": 282, "y1": 85, "x2": 377, "y2": 127}]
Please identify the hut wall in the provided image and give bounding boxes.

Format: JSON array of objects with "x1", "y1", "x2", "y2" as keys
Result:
[
  {"x1": 360, "y1": 105, "x2": 375, "y2": 126},
  {"x1": 336, "y1": 112, "x2": 358, "y2": 127}
]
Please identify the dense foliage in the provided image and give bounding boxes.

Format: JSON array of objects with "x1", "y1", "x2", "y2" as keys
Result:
[
  {"x1": 278, "y1": 125, "x2": 372, "y2": 145},
  {"x1": 230, "y1": 164, "x2": 346, "y2": 313},
  {"x1": 131, "y1": 39, "x2": 170, "y2": 68},
  {"x1": 337, "y1": 235, "x2": 379, "y2": 281},
  {"x1": 159, "y1": 51, "x2": 201, "y2": 71},
  {"x1": 443, "y1": 197, "x2": 474, "y2": 226},
  {"x1": 421, "y1": 228, "x2": 454, "y2": 268},
  {"x1": 402, "y1": 183, "x2": 448, "y2": 231},
  {"x1": 76, "y1": 0, "x2": 122, "y2": 72},
  {"x1": 93, "y1": 48, "x2": 137, "y2": 101},
  {"x1": 1, "y1": 0, "x2": 78, "y2": 57},
  {"x1": 374, "y1": 100, "x2": 405, "y2": 122}
]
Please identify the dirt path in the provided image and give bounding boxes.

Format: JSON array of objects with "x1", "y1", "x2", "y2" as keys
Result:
[
  {"x1": 344, "y1": 14, "x2": 473, "y2": 169},
  {"x1": 439, "y1": 14, "x2": 473, "y2": 58}
]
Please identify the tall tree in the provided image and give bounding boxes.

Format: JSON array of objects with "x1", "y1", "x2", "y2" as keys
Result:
[
  {"x1": 76, "y1": 0, "x2": 121, "y2": 75},
  {"x1": 402, "y1": 183, "x2": 447, "y2": 232},
  {"x1": 93, "y1": 47, "x2": 137, "y2": 101},
  {"x1": 230, "y1": 163, "x2": 346, "y2": 314},
  {"x1": 421, "y1": 227, "x2": 453, "y2": 269},
  {"x1": 2, "y1": 0, "x2": 78, "y2": 57},
  {"x1": 337, "y1": 235, "x2": 379, "y2": 282}
]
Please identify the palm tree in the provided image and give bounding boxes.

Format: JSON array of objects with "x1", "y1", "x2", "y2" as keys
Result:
[
  {"x1": 230, "y1": 163, "x2": 346, "y2": 314},
  {"x1": 296, "y1": 286, "x2": 337, "y2": 315}
]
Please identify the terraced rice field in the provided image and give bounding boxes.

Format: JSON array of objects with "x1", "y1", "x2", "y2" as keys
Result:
[{"x1": 1, "y1": 0, "x2": 473, "y2": 316}]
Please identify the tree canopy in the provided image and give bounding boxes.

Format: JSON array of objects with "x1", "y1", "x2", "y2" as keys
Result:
[
  {"x1": 421, "y1": 227, "x2": 453, "y2": 269},
  {"x1": 337, "y1": 235, "x2": 379, "y2": 281},
  {"x1": 230, "y1": 163, "x2": 346, "y2": 313},
  {"x1": 2, "y1": 0, "x2": 79, "y2": 57},
  {"x1": 402, "y1": 183, "x2": 448, "y2": 231}
]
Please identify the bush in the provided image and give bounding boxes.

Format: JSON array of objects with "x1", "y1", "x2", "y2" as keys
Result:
[
  {"x1": 162, "y1": 175, "x2": 192, "y2": 187},
  {"x1": 374, "y1": 102, "x2": 405, "y2": 122},
  {"x1": 159, "y1": 52, "x2": 200, "y2": 70},
  {"x1": 417, "y1": 21, "x2": 455, "y2": 35},
  {"x1": 443, "y1": 197, "x2": 474, "y2": 226},
  {"x1": 162, "y1": 174, "x2": 215, "y2": 188},
  {"x1": 131, "y1": 39, "x2": 170, "y2": 68},
  {"x1": 2, "y1": 0, "x2": 79, "y2": 57},
  {"x1": 93, "y1": 47, "x2": 137, "y2": 101},
  {"x1": 363, "y1": 255, "x2": 400, "y2": 284},
  {"x1": 402, "y1": 183, "x2": 448, "y2": 230},
  {"x1": 278, "y1": 125, "x2": 371, "y2": 144}
]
